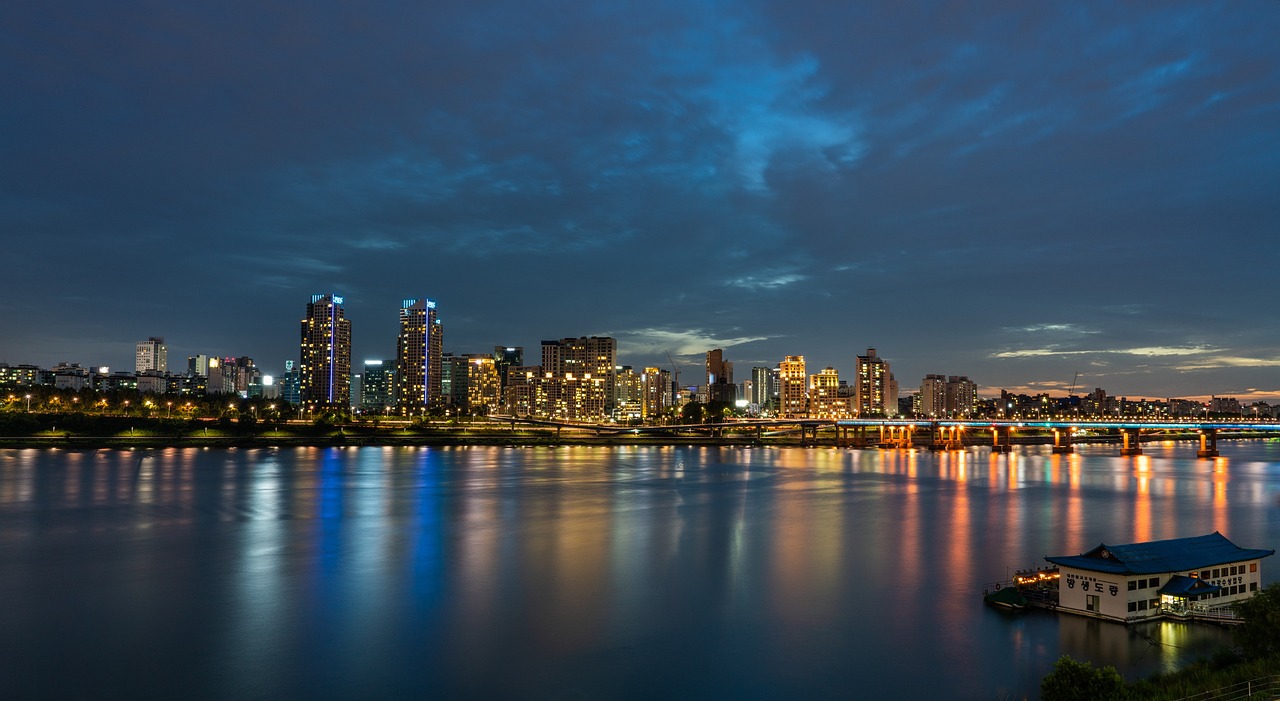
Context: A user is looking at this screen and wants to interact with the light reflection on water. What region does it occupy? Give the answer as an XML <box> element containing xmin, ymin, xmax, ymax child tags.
<box><xmin>1</xmin><ymin>441</ymin><xmax>1278</xmax><ymax>699</ymax></box>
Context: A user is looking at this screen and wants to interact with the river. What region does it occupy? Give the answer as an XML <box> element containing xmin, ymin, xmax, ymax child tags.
<box><xmin>1</xmin><ymin>440</ymin><xmax>1277</xmax><ymax>699</ymax></box>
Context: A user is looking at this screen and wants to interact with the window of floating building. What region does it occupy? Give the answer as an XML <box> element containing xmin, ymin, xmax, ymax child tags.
<box><xmin>1251</xmin><ymin>582</ymin><xmax>1258</xmax><ymax>592</ymax></box>
<box><xmin>1128</xmin><ymin>580</ymin><xmax>1137</xmax><ymax>591</ymax></box>
<box><xmin>1251</xmin><ymin>563</ymin><xmax>1258</xmax><ymax>573</ymax></box>
<box><xmin>1149</xmin><ymin>598</ymin><xmax>1159</xmax><ymax>609</ymax></box>
<box><xmin>1128</xmin><ymin>601</ymin><xmax>1137</xmax><ymax>612</ymax></box>
<box><xmin>1201</xmin><ymin>569</ymin><xmax>1210</xmax><ymax>578</ymax></box>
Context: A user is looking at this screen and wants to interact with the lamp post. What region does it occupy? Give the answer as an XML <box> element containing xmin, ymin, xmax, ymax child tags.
<box><xmin>25</xmin><ymin>394</ymin><xmax>32</xmax><ymax>412</ymax></box>
<box><xmin>167</xmin><ymin>401</ymin><xmax>173</xmax><ymax>418</ymax></box>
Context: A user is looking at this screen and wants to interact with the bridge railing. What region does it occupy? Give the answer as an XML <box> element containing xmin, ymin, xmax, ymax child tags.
<box><xmin>1173</xmin><ymin>675</ymin><xmax>1280</xmax><ymax>701</ymax></box>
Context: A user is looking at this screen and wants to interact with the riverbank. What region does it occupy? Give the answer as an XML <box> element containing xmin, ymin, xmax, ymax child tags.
<box><xmin>0</xmin><ymin>430</ymin><xmax>1273</xmax><ymax>450</ymax></box>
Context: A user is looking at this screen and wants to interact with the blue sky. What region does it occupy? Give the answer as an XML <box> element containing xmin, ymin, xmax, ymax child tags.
<box><xmin>2</xmin><ymin>2</ymin><xmax>1278</xmax><ymax>400</ymax></box>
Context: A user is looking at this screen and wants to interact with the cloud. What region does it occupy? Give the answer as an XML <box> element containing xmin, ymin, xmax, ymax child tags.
<box><xmin>605</xmin><ymin>327</ymin><xmax>773</xmax><ymax>359</ymax></box>
<box><xmin>993</xmin><ymin>345</ymin><xmax>1219</xmax><ymax>359</ymax></box>
<box><xmin>723</xmin><ymin>272</ymin><xmax>807</xmax><ymax>290</ymax></box>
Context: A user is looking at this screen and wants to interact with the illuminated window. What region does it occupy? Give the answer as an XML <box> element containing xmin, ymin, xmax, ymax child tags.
<box><xmin>1251</xmin><ymin>563</ymin><xmax>1258</xmax><ymax>573</ymax></box>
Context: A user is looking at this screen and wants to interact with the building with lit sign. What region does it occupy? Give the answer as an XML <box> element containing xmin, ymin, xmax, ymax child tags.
<box><xmin>300</xmin><ymin>294</ymin><xmax>352</xmax><ymax>409</ymax></box>
<box><xmin>396</xmin><ymin>298</ymin><xmax>442</xmax><ymax>414</ymax></box>
<box><xmin>1046</xmin><ymin>532</ymin><xmax>1273</xmax><ymax>623</ymax></box>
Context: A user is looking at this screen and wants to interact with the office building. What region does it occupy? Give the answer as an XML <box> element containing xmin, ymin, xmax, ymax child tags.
<box><xmin>362</xmin><ymin>360</ymin><xmax>395</xmax><ymax>414</ymax></box>
<box><xmin>135</xmin><ymin>337</ymin><xmax>167</xmax><ymax>374</ymax></box>
<box><xmin>300</xmin><ymin>293</ymin><xmax>352</xmax><ymax>409</ymax></box>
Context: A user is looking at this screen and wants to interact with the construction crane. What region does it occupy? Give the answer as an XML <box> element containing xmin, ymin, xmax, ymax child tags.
<box><xmin>1068</xmin><ymin>372</ymin><xmax>1080</xmax><ymax>397</ymax></box>
<box><xmin>665</xmin><ymin>351</ymin><xmax>683</xmax><ymax>389</ymax></box>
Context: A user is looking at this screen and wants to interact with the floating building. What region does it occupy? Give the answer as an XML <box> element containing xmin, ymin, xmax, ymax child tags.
<box><xmin>1045</xmin><ymin>532</ymin><xmax>1273</xmax><ymax>623</ymax></box>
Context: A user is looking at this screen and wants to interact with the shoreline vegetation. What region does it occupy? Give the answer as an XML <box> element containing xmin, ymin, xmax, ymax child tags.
<box><xmin>1</xmin><ymin>413</ymin><xmax>1276</xmax><ymax>451</ymax></box>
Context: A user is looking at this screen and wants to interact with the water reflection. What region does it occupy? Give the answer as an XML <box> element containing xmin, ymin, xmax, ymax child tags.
<box><xmin>0</xmin><ymin>442</ymin><xmax>1275</xmax><ymax>700</ymax></box>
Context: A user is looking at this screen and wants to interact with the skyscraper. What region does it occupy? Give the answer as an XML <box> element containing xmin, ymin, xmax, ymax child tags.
<box><xmin>300</xmin><ymin>293</ymin><xmax>352</xmax><ymax>409</ymax></box>
<box><xmin>855</xmin><ymin>348</ymin><xmax>891</xmax><ymax>416</ymax></box>
<box><xmin>778</xmin><ymin>355</ymin><xmax>807</xmax><ymax>418</ymax></box>
<box><xmin>395</xmin><ymin>298</ymin><xmax>443</xmax><ymax>414</ymax></box>
<box><xmin>135</xmin><ymin>337</ymin><xmax>167</xmax><ymax>374</ymax></box>
<box><xmin>705</xmin><ymin>348</ymin><xmax>736</xmax><ymax>405</ymax></box>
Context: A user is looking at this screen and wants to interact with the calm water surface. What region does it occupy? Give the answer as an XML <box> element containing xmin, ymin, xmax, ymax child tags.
<box><xmin>1</xmin><ymin>441</ymin><xmax>1278</xmax><ymax>699</ymax></box>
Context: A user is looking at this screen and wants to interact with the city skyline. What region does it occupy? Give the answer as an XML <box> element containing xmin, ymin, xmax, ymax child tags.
<box><xmin>3</xmin><ymin>3</ymin><xmax>1278</xmax><ymax>400</ymax></box>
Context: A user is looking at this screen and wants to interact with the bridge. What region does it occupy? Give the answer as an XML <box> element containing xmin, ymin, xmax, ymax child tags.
<box><xmin>490</xmin><ymin>415</ymin><xmax>1280</xmax><ymax>457</ymax></box>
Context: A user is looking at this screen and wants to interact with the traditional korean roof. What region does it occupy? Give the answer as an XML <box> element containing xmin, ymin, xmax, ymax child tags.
<box><xmin>1157</xmin><ymin>575</ymin><xmax>1221</xmax><ymax>598</ymax></box>
<box><xmin>1045</xmin><ymin>532</ymin><xmax>1274</xmax><ymax>576</ymax></box>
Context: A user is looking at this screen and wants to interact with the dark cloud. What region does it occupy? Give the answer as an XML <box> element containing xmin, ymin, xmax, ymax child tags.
<box><xmin>2</xmin><ymin>1</ymin><xmax>1278</xmax><ymax>399</ymax></box>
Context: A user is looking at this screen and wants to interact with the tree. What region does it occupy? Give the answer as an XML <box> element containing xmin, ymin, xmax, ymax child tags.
<box><xmin>1040</xmin><ymin>655</ymin><xmax>1124</xmax><ymax>701</ymax></box>
<box><xmin>1233</xmin><ymin>581</ymin><xmax>1280</xmax><ymax>659</ymax></box>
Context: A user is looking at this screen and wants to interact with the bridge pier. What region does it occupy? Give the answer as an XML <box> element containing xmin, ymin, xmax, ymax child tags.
<box><xmin>879</xmin><ymin>425</ymin><xmax>915</xmax><ymax>449</ymax></box>
<box><xmin>1120</xmin><ymin>428</ymin><xmax>1143</xmax><ymax>456</ymax></box>
<box><xmin>1197</xmin><ymin>428</ymin><xmax>1219</xmax><ymax>458</ymax></box>
<box><xmin>930</xmin><ymin>423</ymin><xmax>964</xmax><ymax>451</ymax></box>
<box><xmin>1051</xmin><ymin>428</ymin><xmax>1074</xmax><ymax>454</ymax></box>
<box><xmin>991</xmin><ymin>426</ymin><xmax>1013</xmax><ymax>453</ymax></box>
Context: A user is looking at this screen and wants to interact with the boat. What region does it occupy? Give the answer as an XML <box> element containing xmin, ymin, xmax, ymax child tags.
<box><xmin>984</xmin><ymin>585</ymin><xmax>1029</xmax><ymax>611</ymax></box>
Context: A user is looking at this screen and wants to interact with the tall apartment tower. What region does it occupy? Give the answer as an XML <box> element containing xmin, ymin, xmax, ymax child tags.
<box><xmin>855</xmin><ymin>348</ymin><xmax>891</xmax><ymax>416</ymax></box>
<box><xmin>541</xmin><ymin>337</ymin><xmax>617</xmax><ymax>401</ymax></box>
<box><xmin>920</xmin><ymin>374</ymin><xmax>947</xmax><ymax>417</ymax></box>
<box><xmin>299</xmin><ymin>294</ymin><xmax>352</xmax><ymax>409</ymax></box>
<box><xmin>396</xmin><ymin>298</ymin><xmax>443</xmax><ymax>414</ymax></box>
<box><xmin>750</xmin><ymin>366</ymin><xmax>771</xmax><ymax>408</ymax></box>
<box><xmin>705</xmin><ymin>348</ymin><xmax>736</xmax><ymax>404</ymax></box>
<box><xmin>135</xmin><ymin>337</ymin><xmax>167</xmax><ymax>374</ymax></box>
<box><xmin>778</xmin><ymin>355</ymin><xmax>807</xmax><ymax>418</ymax></box>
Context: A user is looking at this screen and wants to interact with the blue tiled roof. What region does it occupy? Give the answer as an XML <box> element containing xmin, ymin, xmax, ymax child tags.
<box><xmin>1045</xmin><ymin>532</ymin><xmax>1274</xmax><ymax>575</ymax></box>
<box><xmin>1157</xmin><ymin>574</ymin><xmax>1221</xmax><ymax>597</ymax></box>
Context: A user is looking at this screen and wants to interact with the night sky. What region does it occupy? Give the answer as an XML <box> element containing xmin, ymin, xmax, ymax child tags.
<box><xmin>3</xmin><ymin>2</ymin><xmax>1278</xmax><ymax>400</ymax></box>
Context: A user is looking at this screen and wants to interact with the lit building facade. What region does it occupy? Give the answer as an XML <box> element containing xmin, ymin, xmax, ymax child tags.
<box><xmin>641</xmin><ymin>366</ymin><xmax>670</xmax><ymax>422</ymax></box>
<box><xmin>1046</xmin><ymin>533</ymin><xmax>1273</xmax><ymax>623</ymax></box>
<box><xmin>361</xmin><ymin>360</ymin><xmax>395</xmax><ymax>414</ymax></box>
<box><xmin>615</xmin><ymin>366</ymin><xmax>643</xmax><ymax>421</ymax></box>
<box><xmin>300</xmin><ymin>293</ymin><xmax>352</xmax><ymax>409</ymax></box>
<box><xmin>855</xmin><ymin>348</ymin><xmax>890</xmax><ymax>416</ymax></box>
<box><xmin>135</xmin><ymin>337</ymin><xmax>167</xmax><ymax>374</ymax></box>
<box><xmin>395</xmin><ymin>298</ymin><xmax>443</xmax><ymax>414</ymax></box>
<box><xmin>778</xmin><ymin>356</ymin><xmax>807</xmax><ymax>418</ymax></box>
<box><xmin>750</xmin><ymin>366</ymin><xmax>771</xmax><ymax>409</ymax></box>
<box><xmin>705</xmin><ymin>349</ymin><xmax>736</xmax><ymax>405</ymax></box>
<box><xmin>808</xmin><ymin>367</ymin><xmax>850</xmax><ymax>419</ymax></box>
<box><xmin>538</xmin><ymin>337</ymin><xmax>617</xmax><ymax>421</ymax></box>
<box><xmin>920</xmin><ymin>374</ymin><xmax>947</xmax><ymax>417</ymax></box>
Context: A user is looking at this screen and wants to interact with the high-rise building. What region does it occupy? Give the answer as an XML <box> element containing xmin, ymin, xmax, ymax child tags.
<box><xmin>808</xmin><ymin>367</ymin><xmax>849</xmax><ymax>418</ymax></box>
<box><xmin>615</xmin><ymin>366</ymin><xmax>643</xmax><ymax>421</ymax></box>
<box><xmin>280</xmin><ymin>360</ymin><xmax>301</xmax><ymax>405</ymax></box>
<box><xmin>854</xmin><ymin>348</ymin><xmax>890</xmax><ymax>416</ymax></box>
<box><xmin>135</xmin><ymin>337</ymin><xmax>167</xmax><ymax>374</ymax></box>
<box><xmin>300</xmin><ymin>293</ymin><xmax>352</xmax><ymax>409</ymax></box>
<box><xmin>641</xmin><ymin>366</ymin><xmax>670</xmax><ymax>422</ymax></box>
<box><xmin>750</xmin><ymin>367</ymin><xmax>771</xmax><ymax>408</ymax></box>
<box><xmin>539</xmin><ymin>337</ymin><xmax>617</xmax><ymax>420</ymax></box>
<box><xmin>920</xmin><ymin>374</ymin><xmax>947</xmax><ymax>417</ymax></box>
<box><xmin>362</xmin><ymin>360</ymin><xmax>395</xmax><ymax>414</ymax></box>
<box><xmin>945</xmin><ymin>376</ymin><xmax>978</xmax><ymax>417</ymax></box>
<box><xmin>396</xmin><ymin>298</ymin><xmax>443</xmax><ymax>414</ymax></box>
<box><xmin>705</xmin><ymin>349</ymin><xmax>736</xmax><ymax>405</ymax></box>
<box><xmin>778</xmin><ymin>355</ymin><xmax>807</xmax><ymax>418</ymax></box>
<box><xmin>187</xmin><ymin>354</ymin><xmax>209</xmax><ymax>376</ymax></box>
<box><xmin>493</xmin><ymin>346</ymin><xmax>523</xmax><ymax>391</ymax></box>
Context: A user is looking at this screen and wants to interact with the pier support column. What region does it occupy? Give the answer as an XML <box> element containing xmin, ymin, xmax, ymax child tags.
<box><xmin>755</xmin><ymin>425</ymin><xmax>763</xmax><ymax>443</ymax></box>
<box><xmin>991</xmin><ymin>426</ymin><xmax>1012</xmax><ymax>453</ymax></box>
<box><xmin>1120</xmin><ymin>428</ymin><xmax>1143</xmax><ymax>456</ymax></box>
<box><xmin>1197</xmin><ymin>428</ymin><xmax>1219</xmax><ymax>458</ymax></box>
<box><xmin>1051</xmin><ymin>427</ymin><xmax>1074</xmax><ymax>454</ymax></box>
<box><xmin>930</xmin><ymin>424</ymin><xmax>963</xmax><ymax>451</ymax></box>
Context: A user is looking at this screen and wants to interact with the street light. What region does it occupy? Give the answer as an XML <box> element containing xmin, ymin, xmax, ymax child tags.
<box><xmin>166</xmin><ymin>401</ymin><xmax>173</xmax><ymax>418</ymax></box>
<box><xmin>25</xmin><ymin>394</ymin><xmax>32</xmax><ymax>411</ymax></box>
